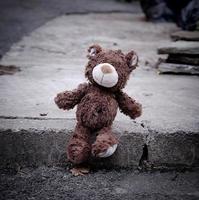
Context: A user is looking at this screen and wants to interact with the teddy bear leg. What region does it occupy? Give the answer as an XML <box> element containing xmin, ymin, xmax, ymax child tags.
<box><xmin>67</xmin><ymin>123</ymin><xmax>91</xmax><ymax>164</ymax></box>
<box><xmin>92</xmin><ymin>126</ymin><xmax>118</xmax><ymax>158</ymax></box>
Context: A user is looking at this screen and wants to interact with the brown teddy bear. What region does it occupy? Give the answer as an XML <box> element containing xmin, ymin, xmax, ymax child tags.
<box><xmin>55</xmin><ymin>44</ymin><xmax>142</xmax><ymax>173</ymax></box>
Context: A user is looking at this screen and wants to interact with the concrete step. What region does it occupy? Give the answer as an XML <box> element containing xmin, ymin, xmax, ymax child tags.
<box><xmin>1</xmin><ymin>166</ymin><xmax>199</xmax><ymax>200</ymax></box>
<box><xmin>0</xmin><ymin>118</ymin><xmax>198</xmax><ymax>171</ymax></box>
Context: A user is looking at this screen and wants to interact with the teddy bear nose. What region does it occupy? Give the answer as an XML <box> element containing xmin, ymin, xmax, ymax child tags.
<box><xmin>101</xmin><ymin>64</ymin><xmax>113</xmax><ymax>74</ymax></box>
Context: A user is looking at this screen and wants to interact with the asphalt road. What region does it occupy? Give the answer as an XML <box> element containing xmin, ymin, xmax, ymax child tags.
<box><xmin>1</xmin><ymin>167</ymin><xmax>199</xmax><ymax>200</ymax></box>
<box><xmin>0</xmin><ymin>0</ymin><xmax>141</xmax><ymax>57</ymax></box>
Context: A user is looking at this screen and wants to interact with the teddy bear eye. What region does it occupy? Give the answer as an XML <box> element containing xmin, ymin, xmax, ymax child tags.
<box><xmin>89</xmin><ymin>48</ymin><xmax>96</xmax><ymax>57</ymax></box>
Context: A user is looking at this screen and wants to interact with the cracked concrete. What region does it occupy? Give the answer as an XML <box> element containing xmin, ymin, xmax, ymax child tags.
<box><xmin>0</xmin><ymin>13</ymin><xmax>199</xmax><ymax>169</ymax></box>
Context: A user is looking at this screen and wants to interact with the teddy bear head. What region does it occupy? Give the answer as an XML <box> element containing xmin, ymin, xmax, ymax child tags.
<box><xmin>85</xmin><ymin>44</ymin><xmax>138</xmax><ymax>91</ymax></box>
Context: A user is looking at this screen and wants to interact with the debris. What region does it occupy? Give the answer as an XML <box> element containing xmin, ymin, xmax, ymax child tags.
<box><xmin>158</xmin><ymin>42</ymin><xmax>199</xmax><ymax>56</ymax></box>
<box><xmin>144</xmin><ymin>58</ymin><xmax>163</xmax><ymax>69</ymax></box>
<box><xmin>70</xmin><ymin>167</ymin><xmax>90</xmax><ymax>176</ymax></box>
<box><xmin>40</xmin><ymin>113</ymin><xmax>48</xmax><ymax>116</ymax></box>
<box><xmin>171</xmin><ymin>31</ymin><xmax>199</xmax><ymax>41</ymax></box>
<box><xmin>171</xmin><ymin>173</ymin><xmax>179</xmax><ymax>181</ymax></box>
<box><xmin>158</xmin><ymin>62</ymin><xmax>199</xmax><ymax>74</ymax></box>
<box><xmin>113</xmin><ymin>42</ymin><xmax>118</xmax><ymax>46</ymax></box>
<box><xmin>140</xmin><ymin>123</ymin><xmax>145</xmax><ymax>128</ymax></box>
<box><xmin>0</xmin><ymin>65</ymin><xmax>21</xmax><ymax>75</ymax></box>
<box><xmin>157</xmin><ymin>41</ymin><xmax>199</xmax><ymax>75</ymax></box>
<box><xmin>167</xmin><ymin>54</ymin><xmax>199</xmax><ymax>65</ymax></box>
<box><xmin>143</xmin><ymin>93</ymin><xmax>153</xmax><ymax>97</ymax></box>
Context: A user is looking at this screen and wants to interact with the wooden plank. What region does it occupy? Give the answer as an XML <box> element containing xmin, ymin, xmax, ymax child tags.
<box><xmin>167</xmin><ymin>54</ymin><xmax>199</xmax><ymax>66</ymax></box>
<box><xmin>157</xmin><ymin>62</ymin><xmax>199</xmax><ymax>75</ymax></box>
<box><xmin>171</xmin><ymin>31</ymin><xmax>199</xmax><ymax>41</ymax></box>
<box><xmin>158</xmin><ymin>42</ymin><xmax>199</xmax><ymax>55</ymax></box>
<box><xmin>0</xmin><ymin>65</ymin><xmax>21</xmax><ymax>75</ymax></box>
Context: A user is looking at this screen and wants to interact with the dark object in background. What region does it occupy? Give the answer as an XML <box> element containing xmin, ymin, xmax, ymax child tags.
<box><xmin>140</xmin><ymin>0</ymin><xmax>174</xmax><ymax>22</ymax></box>
<box><xmin>180</xmin><ymin>0</ymin><xmax>199</xmax><ymax>30</ymax></box>
<box><xmin>140</xmin><ymin>0</ymin><xmax>199</xmax><ymax>31</ymax></box>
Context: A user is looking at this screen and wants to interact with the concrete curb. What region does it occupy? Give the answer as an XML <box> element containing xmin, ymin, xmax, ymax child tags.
<box><xmin>147</xmin><ymin>130</ymin><xmax>199</xmax><ymax>168</ymax></box>
<box><xmin>0</xmin><ymin>118</ymin><xmax>198</xmax><ymax>170</ymax></box>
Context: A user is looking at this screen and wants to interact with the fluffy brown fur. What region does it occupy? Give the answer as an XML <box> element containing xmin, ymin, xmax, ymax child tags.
<box><xmin>55</xmin><ymin>44</ymin><xmax>142</xmax><ymax>164</ymax></box>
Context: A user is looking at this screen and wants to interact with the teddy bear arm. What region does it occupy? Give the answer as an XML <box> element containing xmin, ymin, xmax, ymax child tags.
<box><xmin>54</xmin><ymin>83</ymin><xmax>88</xmax><ymax>110</ymax></box>
<box><xmin>116</xmin><ymin>91</ymin><xmax>142</xmax><ymax>119</ymax></box>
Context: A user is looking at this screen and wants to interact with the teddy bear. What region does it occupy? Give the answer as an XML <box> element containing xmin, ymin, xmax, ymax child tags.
<box><xmin>54</xmin><ymin>44</ymin><xmax>142</xmax><ymax>173</ymax></box>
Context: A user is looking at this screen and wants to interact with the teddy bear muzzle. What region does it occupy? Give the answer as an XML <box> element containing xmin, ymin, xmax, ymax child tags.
<box><xmin>92</xmin><ymin>63</ymin><xmax>118</xmax><ymax>88</ymax></box>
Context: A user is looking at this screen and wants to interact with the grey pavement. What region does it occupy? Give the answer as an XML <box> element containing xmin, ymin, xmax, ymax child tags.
<box><xmin>0</xmin><ymin>166</ymin><xmax>199</xmax><ymax>200</ymax></box>
<box><xmin>1</xmin><ymin>13</ymin><xmax>198</xmax><ymax>131</ymax></box>
<box><xmin>0</xmin><ymin>0</ymin><xmax>141</xmax><ymax>56</ymax></box>
<box><xmin>0</xmin><ymin>12</ymin><xmax>199</xmax><ymax>168</ymax></box>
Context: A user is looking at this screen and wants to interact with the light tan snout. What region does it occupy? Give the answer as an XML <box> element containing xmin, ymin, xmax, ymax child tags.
<box><xmin>92</xmin><ymin>63</ymin><xmax>118</xmax><ymax>88</ymax></box>
<box><xmin>101</xmin><ymin>64</ymin><xmax>113</xmax><ymax>74</ymax></box>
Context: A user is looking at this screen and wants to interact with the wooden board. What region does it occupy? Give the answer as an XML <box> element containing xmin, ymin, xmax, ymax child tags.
<box><xmin>158</xmin><ymin>62</ymin><xmax>199</xmax><ymax>75</ymax></box>
<box><xmin>171</xmin><ymin>31</ymin><xmax>199</xmax><ymax>41</ymax></box>
<box><xmin>0</xmin><ymin>65</ymin><xmax>21</xmax><ymax>75</ymax></box>
<box><xmin>158</xmin><ymin>42</ymin><xmax>199</xmax><ymax>55</ymax></box>
<box><xmin>167</xmin><ymin>54</ymin><xmax>199</xmax><ymax>66</ymax></box>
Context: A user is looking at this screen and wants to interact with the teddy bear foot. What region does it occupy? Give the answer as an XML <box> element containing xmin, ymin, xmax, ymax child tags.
<box><xmin>92</xmin><ymin>126</ymin><xmax>118</xmax><ymax>158</ymax></box>
<box><xmin>70</xmin><ymin>166</ymin><xmax>90</xmax><ymax>176</ymax></box>
<box><xmin>97</xmin><ymin>144</ymin><xmax>118</xmax><ymax>158</ymax></box>
<box><xmin>92</xmin><ymin>143</ymin><xmax>118</xmax><ymax>158</ymax></box>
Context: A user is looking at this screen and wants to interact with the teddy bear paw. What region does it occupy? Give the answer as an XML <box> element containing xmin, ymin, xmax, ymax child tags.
<box><xmin>98</xmin><ymin>144</ymin><xmax>118</xmax><ymax>158</ymax></box>
<box><xmin>92</xmin><ymin>144</ymin><xmax>118</xmax><ymax>158</ymax></box>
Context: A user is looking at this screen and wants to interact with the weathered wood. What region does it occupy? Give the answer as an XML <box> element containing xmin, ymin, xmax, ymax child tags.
<box><xmin>158</xmin><ymin>62</ymin><xmax>199</xmax><ymax>75</ymax></box>
<box><xmin>158</xmin><ymin>42</ymin><xmax>199</xmax><ymax>55</ymax></box>
<box><xmin>0</xmin><ymin>65</ymin><xmax>21</xmax><ymax>75</ymax></box>
<box><xmin>171</xmin><ymin>31</ymin><xmax>199</xmax><ymax>41</ymax></box>
<box><xmin>167</xmin><ymin>54</ymin><xmax>199</xmax><ymax>66</ymax></box>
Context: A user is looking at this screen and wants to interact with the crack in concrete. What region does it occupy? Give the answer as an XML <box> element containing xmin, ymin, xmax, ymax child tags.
<box><xmin>139</xmin><ymin>144</ymin><xmax>148</xmax><ymax>164</ymax></box>
<box><xmin>0</xmin><ymin>116</ymin><xmax>75</xmax><ymax>121</ymax></box>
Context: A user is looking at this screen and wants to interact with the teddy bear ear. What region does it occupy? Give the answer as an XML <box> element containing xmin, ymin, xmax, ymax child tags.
<box><xmin>87</xmin><ymin>44</ymin><xmax>102</xmax><ymax>58</ymax></box>
<box><xmin>125</xmin><ymin>51</ymin><xmax>138</xmax><ymax>71</ymax></box>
